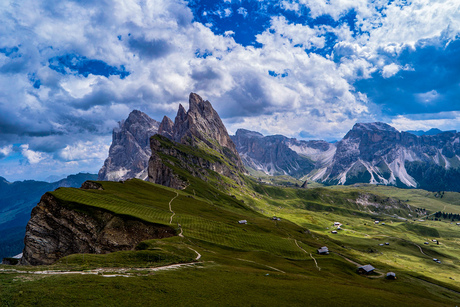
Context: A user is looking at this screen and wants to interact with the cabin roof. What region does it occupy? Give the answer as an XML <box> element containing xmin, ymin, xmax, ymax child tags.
<box><xmin>359</xmin><ymin>265</ymin><xmax>375</xmax><ymax>272</ymax></box>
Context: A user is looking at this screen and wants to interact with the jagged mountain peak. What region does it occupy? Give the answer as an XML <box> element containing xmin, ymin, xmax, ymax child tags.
<box><xmin>158</xmin><ymin>116</ymin><xmax>174</xmax><ymax>139</ymax></box>
<box><xmin>176</xmin><ymin>104</ymin><xmax>187</xmax><ymax>122</ymax></box>
<box><xmin>125</xmin><ymin>110</ymin><xmax>156</xmax><ymax>127</ymax></box>
<box><xmin>98</xmin><ymin>111</ymin><xmax>159</xmax><ymax>181</ymax></box>
<box><xmin>148</xmin><ymin>93</ymin><xmax>245</xmax><ymax>188</ymax></box>
<box><xmin>188</xmin><ymin>92</ymin><xmax>211</xmax><ymax>113</ymax></box>
<box><xmin>170</xmin><ymin>93</ymin><xmax>242</xmax><ymax>164</ymax></box>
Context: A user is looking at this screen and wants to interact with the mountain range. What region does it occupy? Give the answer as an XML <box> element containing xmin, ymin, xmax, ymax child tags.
<box><xmin>100</xmin><ymin>106</ymin><xmax>460</xmax><ymax>192</ymax></box>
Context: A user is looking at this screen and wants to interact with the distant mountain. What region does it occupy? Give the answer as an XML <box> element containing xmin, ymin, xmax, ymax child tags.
<box><xmin>98</xmin><ymin>110</ymin><xmax>159</xmax><ymax>181</ymax></box>
<box><xmin>231</xmin><ymin>123</ymin><xmax>460</xmax><ymax>192</ymax></box>
<box><xmin>316</xmin><ymin>122</ymin><xmax>460</xmax><ymax>190</ymax></box>
<box><xmin>230</xmin><ymin>129</ymin><xmax>335</xmax><ymax>179</ymax></box>
<box><xmin>0</xmin><ymin>173</ymin><xmax>97</xmax><ymax>259</ymax></box>
<box><xmin>406</xmin><ymin>128</ymin><xmax>456</xmax><ymax>136</ymax></box>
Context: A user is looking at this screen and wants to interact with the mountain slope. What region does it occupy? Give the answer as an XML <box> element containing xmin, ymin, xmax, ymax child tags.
<box><xmin>231</xmin><ymin>129</ymin><xmax>334</xmax><ymax>179</ymax></box>
<box><xmin>9</xmin><ymin>99</ymin><xmax>460</xmax><ymax>305</ymax></box>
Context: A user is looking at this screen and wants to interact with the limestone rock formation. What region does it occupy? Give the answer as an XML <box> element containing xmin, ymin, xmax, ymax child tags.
<box><xmin>319</xmin><ymin>122</ymin><xmax>460</xmax><ymax>189</ymax></box>
<box><xmin>171</xmin><ymin>93</ymin><xmax>244</xmax><ymax>170</ymax></box>
<box><xmin>98</xmin><ymin>110</ymin><xmax>159</xmax><ymax>181</ymax></box>
<box><xmin>21</xmin><ymin>192</ymin><xmax>175</xmax><ymax>265</ymax></box>
<box><xmin>148</xmin><ymin>93</ymin><xmax>245</xmax><ymax>188</ymax></box>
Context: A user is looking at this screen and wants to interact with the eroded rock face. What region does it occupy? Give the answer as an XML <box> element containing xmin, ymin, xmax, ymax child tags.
<box><xmin>170</xmin><ymin>93</ymin><xmax>244</xmax><ymax>171</ymax></box>
<box><xmin>80</xmin><ymin>181</ymin><xmax>104</xmax><ymax>190</ymax></box>
<box><xmin>321</xmin><ymin>122</ymin><xmax>460</xmax><ymax>188</ymax></box>
<box><xmin>98</xmin><ymin>110</ymin><xmax>159</xmax><ymax>181</ymax></box>
<box><xmin>21</xmin><ymin>193</ymin><xmax>175</xmax><ymax>265</ymax></box>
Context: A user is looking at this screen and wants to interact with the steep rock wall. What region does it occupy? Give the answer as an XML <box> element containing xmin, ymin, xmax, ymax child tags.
<box><xmin>21</xmin><ymin>193</ymin><xmax>175</xmax><ymax>265</ymax></box>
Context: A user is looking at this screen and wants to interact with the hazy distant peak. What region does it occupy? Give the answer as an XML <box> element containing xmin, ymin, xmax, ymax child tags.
<box><xmin>352</xmin><ymin>122</ymin><xmax>398</xmax><ymax>133</ymax></box>
<box><xmin>234</xmin><ymin>129</ymin><xmax>264</xmax><ymax>138</ymax></box>
<box><xmin>405</xmin><ymin>128</ymin><xmax>456</xmax><ymax>136</ymax></box>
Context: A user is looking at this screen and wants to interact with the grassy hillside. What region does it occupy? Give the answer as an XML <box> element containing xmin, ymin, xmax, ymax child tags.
<box><xmin>1</xmin><ymin>177</ymin><xmax>460</xmax><ymax>306</ymax></box>
<box><xmin>1</xmin><ymin>135</ymin><xmax>460</xmax><ymax>306</ymax></box>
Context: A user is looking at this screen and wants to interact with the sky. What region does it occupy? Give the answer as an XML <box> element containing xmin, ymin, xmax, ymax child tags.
<box><xmin>2</xmin><ymin>0</ymin><xmax>460</xmax><ymax>182</ymax></box>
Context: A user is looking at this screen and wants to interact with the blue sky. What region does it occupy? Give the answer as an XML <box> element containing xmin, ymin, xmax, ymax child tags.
<box><xmin>1</xmin><ymin>0</ymin><xmax>460</xmax><ymax>181</ymax></box>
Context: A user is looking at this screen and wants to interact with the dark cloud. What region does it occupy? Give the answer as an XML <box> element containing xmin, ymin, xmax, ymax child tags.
<box><xmin>215</xmin><ymin>74</ymin><xmax>271</xmax><ymax>118</ymax></box>
<box><xmin>128</xmin><ymin>37</ymin><xmax>173</xmax><ymax>59</ymax></box>
<box><xmin>72</xmin><ymin>87</ymin><xmax>118</xmax><ymax>111</ymax></box>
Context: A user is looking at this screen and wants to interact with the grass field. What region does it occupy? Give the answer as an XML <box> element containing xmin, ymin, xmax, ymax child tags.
<box><xmin>2</xmin><ymin>176</ymin><xmax>460</xmax><ymax>306</ymax></box>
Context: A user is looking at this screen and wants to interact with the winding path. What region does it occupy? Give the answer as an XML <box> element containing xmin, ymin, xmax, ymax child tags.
<box><xmin>170</xmin><ymin>196</ymin><xmax>200</xmax><ymax>261</ymax></box>
<box><xmin>294</xmin><ymin>240</ymin><xmax>321</xmax><ymax>271</ymax></box>
<box><xmin>188</xmin><ymin>247</ymin><xmax>201</xmax><ymax>260</ymax></box>
<box><xmin>168</xmin><ymin>192</ymin><xmax>179</xmax><ymax>224</ymax></box>
<box><xmin>0</xmin><ymin>262</ymin><xmax>202</xmax><ymax>278</ymax></box>
<box><xmin>412</xmin><ymin>242</ymin><xmax>429</xmax><ymax>256</ymax></box>
<box><xmin>236</xmin><ymin>258</ymin><xmax>285</xmax><ymax>273</ymax></box>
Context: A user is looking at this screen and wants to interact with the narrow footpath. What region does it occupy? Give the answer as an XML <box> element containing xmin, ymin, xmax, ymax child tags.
<box><xmin>168</xmin><ymin>192</ymin><xmax>179</xmax><ymax>224</ymax></box>
<box><xmin>294</xmin><ymin>240</ymin><xmax>321</xmax><ymax>271</ymax></box>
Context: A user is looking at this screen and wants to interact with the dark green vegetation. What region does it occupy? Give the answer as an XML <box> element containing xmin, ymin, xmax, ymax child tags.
<box><xmin>406</xmin><ymin>161</ymin><xmax>460</xmax><ymax>192</ymax></box>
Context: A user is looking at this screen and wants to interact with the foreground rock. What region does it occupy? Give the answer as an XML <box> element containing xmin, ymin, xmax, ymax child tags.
<box><xmin>21</xmin><ymin>192</ymin><xmax>175</xmax><ymax>265</ymax></box>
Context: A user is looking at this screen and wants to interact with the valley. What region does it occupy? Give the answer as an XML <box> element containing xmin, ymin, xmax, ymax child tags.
<box><xmin>2</xmin><ymin>94</ymin><xmax>460</xmax><ymax>306</ymax></box>
<box><xmin>1</xmin><ymin>177</ymin><xmax>460</xmax><ymax>306</ymax></box>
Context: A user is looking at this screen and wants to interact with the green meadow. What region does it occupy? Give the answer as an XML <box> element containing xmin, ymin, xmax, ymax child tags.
<box><xmin>1</xmin><ymin>176</ymin><xmax>460</xmax><ymax>306</ymax></box>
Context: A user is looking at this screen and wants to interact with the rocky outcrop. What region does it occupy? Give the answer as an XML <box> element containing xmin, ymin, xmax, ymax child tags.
<box><xmin>148</xmin><ymin>93</ymin><xmax>245</xmax><ymax>189</ymax></box>
<box><xmin>98</xmin><ymin>110</ymin><xmax>159</xmax><ymax>181</ymax></box>
<box><xmin>147</xmin><ymin>137</ymin><xmax>189</xmax><ymax>190</ymax></box>
<box><xmin>0</xmin><ymin>173</ymin><xmax>97</xmax><ymax>260</ymax></box>
<box><xmin>21</xmin><ymin>193</ymin><xmax>175</xmax><ymax>265</ymax></box>
<box><xmin>80</xmin><ymin>181</ymin><xmax>104</xmax><ymax>190</ymax></box>
<box><xmin>301</xmin><ymin>180</ymin><xmax>308</xmax><ymax>189</ymax></box>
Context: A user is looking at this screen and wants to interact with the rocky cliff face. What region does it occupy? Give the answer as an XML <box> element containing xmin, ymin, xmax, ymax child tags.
<box><xmin>319</xmin><ymin>122</ymin><xmax>460</xmax><ymax>189</ymax></box>
<box><xmin>0</xmin><ymin>173</ymin><xmax>97</xmax><ymax>260</ymax></box>
<box><xmin>21</xmin><ymin>188</ymin><xmax>175</xmax><ymax>265</ymax></box>
<box><xmin>148</xmin><ymin>93</ymin><xmax>245</xmax><ymax>189</ymax></box>
<box><xmin>231</xmin><ymin>129</ymin><xmax>335</xmax><ymax>179</ymax></box>
<box><xmin>98</xmin><ymin>110</ymin><xmax>159</xmax><ymax>181</ymax></box>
